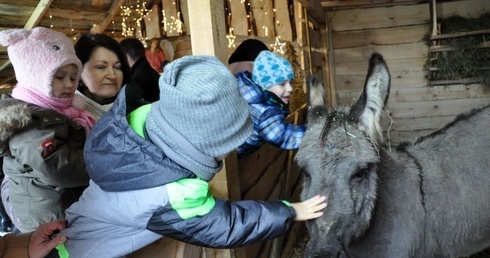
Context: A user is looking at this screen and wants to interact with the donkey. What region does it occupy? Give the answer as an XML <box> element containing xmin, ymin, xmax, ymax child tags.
<box><xmin>296</xmin><ymin>53</ymin><xmax>490</xmax><ymax>258</ymax></box>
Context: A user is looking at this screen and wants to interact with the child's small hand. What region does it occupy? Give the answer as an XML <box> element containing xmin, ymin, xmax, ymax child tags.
<box><xmin>291</xmin><ymin>195</ymin><xmax>327</xmax><ymax>221</ymax></box>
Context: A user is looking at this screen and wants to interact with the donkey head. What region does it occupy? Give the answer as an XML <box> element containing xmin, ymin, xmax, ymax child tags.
<box><xmin>296</xmin><ymin>53</ymin><xmax>390</xmax><ymax>258</ymax></box>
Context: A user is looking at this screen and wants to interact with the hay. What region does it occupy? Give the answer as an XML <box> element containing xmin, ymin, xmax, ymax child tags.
<box><xmin>284</xmin><ymin>41</ymin><xmax>307</xmax><ymax>113</ymax></box>
<box><xmin>432</xmin><ymin>13</ymin><xmax>490</xmax><ymax>87</ymax></box>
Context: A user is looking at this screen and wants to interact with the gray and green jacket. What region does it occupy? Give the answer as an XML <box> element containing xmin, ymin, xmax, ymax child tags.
<box><xmin>0</xmin><ymin>95</ymin><xmax>88</xmax><ymax>233</ymax></box>
<box><xmin>59</xmin><ymin>86</ymin><xmax>296</xmax><ymax>257</ymax></box>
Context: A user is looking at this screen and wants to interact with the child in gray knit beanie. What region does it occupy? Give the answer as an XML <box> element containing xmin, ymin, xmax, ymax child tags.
<box><xmin>58</xmin><ymin>55</ymin><xmax>326</xmax><ymax>257</ymax></box>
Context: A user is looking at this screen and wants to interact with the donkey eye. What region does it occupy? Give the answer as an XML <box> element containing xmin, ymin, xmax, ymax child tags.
<box><xmin>352</xmin><ymin>169</ymin><xmax>367</xmax><ymax>180</ymax></box>
<box><xmin>301</xmin><ymin>168</ymin><xmax>310</xmax><ymax>177</ymax></box>
<box><xmin>350</xmin><ymin>163</ymin><xmax>374</xmax><ymax>183</ymax></box>
<box><xmin>351</xmin><ymin>164</ymin><xmax>372</xmax><ymax>181</ymax></box>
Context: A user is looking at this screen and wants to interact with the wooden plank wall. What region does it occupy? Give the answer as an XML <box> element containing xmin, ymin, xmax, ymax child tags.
<box><xmin>152</xmin><ymin>0</ymin><xmax>322</xmax><ymax>88</ymax></box>
<box><xmin>327</xmin><ymin>0</ymin><xmax>490</xmax><ymax>147</ymax></box>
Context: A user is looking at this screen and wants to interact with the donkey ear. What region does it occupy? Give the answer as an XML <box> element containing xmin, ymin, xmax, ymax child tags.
<box><xmin>306</xmin><ymin>76</ymin><xmax>328</xmax><ymax>123</ymax></box>
<box><xmin>347</xmin><ymin>53</ymin><xmax>390</xmax><ymax>142</ymax></box>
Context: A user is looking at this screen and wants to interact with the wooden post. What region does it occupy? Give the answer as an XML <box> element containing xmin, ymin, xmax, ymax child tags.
<box><xmin>179</xmin><ymin>0</ymin><xmax>191</xmax><ymax>35</ymax></box>
<box><xmin>0</xmin><ymin>0</ymin><xmax>54</xmax><ymax>75</ymax></box>
<box><xmin>186</xmin><ymin>0</ymin><xmax>234</xmax><ymax>199</ymax></box>
<box><xmin>162</xmin><ymin>0</ymin><xmax>181</xmax><ymax>37</ymax></box>
<box><xmin>325</xmin><ymin>11</ymin><xmax>336</xmax><ymax>108</ymax></box>
<box><xmin>187</xmin><ymin>0</ymin><xmax>228</xmax><ymax>63</ymax></box>
<box><xmin>304</xmin><ymin>8</ymin><xmax>313</xmax><ymax>76</ymax></box>
<box><xmin>429</xmin><ymin>0</ymin><xmax>438</xmax><ymax>85</ymax></box>
<box><xmin>24</xmin><ymin>0</ymin><xmax>53</xmax><ymax>29</ymax></box>
<box><xmin>228</xmin><ymin>0</ymin><xmax>249</xmax><ymax>36</ymax></box>
<box><xmin>250</xmin><ymin>0</ymin><xmax>275</xmax><ymax>38</ymax></box>
<box><xmin>145</xmin><ymin>4</ymin><xmax>161</xmax><ymax>39</ymax></box>
<box><xmin>186</xmin><ymin>3</ymin><xmax>235</xmax><ymax>257</ymax></box>
<box><xmin>294</xmin><ymin>1</ymin><xmax>308</xmax><ymax>94</ymax></box>
<box><xmin>274</xmin><ymin>0</ymin><xmax>293</xmax><ymax>41</ymax></box>
<box><xmin>431</xmin><ymin>0</ymin><xmax>438</xmax><ymax>37</ymax></box>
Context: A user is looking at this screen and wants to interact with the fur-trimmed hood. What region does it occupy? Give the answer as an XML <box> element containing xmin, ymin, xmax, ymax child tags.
<box><xmin>0</xmin><ymin>96</ymin><xmax>32</xmax><ymax>143</ymax></box>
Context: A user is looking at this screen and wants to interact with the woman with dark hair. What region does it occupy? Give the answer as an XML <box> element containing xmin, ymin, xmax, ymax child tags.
<box><xmin>75</xmin><ymin>34</ymin><xmax>131</xmax><ymax>119</ymax></box>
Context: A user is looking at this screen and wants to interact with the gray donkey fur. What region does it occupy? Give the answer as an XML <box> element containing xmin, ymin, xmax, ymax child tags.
<box><xmin>296</xmin><ymin>53</ymin><xmax>490</xmax><ymax>258</ymax></box>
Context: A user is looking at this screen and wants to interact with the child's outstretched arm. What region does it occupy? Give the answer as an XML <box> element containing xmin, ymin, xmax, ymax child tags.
<box><xmin>146</xmin><ymin>179</ymin><xmax>315</xmax><ymax>248</ymax></box>
<box><xmin>290</xmin><ymin>195</ymin><xmax>327</xmax><ymax>221</ymax></box>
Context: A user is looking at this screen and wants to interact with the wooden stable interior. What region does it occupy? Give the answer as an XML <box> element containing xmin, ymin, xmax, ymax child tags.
<box><xmin>1</xmin><ymin>0</ymin><xmax>490</xmax><ymax>257</ymax></box>
<box><xmin>1</xmin><ymin>0</ymin><xmax>489</xmax><ymax>143</ymax></box>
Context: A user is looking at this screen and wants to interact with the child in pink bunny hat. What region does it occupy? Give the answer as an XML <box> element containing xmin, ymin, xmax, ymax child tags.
<box><xmin>0</xmin><ymin>27</ymin><xmax>93</xmax><ymax>233</ymax></box>
<box><xmin>0</xmin><ymin>27</ymin><xmax>96</xmax><ymax>132</ymax></box>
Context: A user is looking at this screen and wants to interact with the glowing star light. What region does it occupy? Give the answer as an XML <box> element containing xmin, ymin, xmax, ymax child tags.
<box><xmin>271</xmin><ymin>36</ymin><xmax>286</xmax><ymax>54</ymax></box>
<box><xmin>227</xmin><ymin>28</ymin><xmax>236</xmax><ymax>48</ymax></box>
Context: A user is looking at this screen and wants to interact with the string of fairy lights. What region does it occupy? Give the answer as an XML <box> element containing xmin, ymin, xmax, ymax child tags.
<box><xmin>47</xmin><ymin>0</ymin><xmax>289</xmax><ymax>54</ymax></box>
<box><xmin>225</xmin><ymin>0</ymin><xmax>287</xmax><ymax>54</ymax></box>
<box><xmin>162</xmin><ymin>1</ymin><xmax>184</xmax><ymax>35</ymax></box>
<box><xmin>47</xmin><ymin>5</ymin><xmax>78</xmax><ymax>41</ymax></box>
<box><xmin>120</xmin><ymin>0</ymin><xmax>148</xmax><ymax>41</ymax></box>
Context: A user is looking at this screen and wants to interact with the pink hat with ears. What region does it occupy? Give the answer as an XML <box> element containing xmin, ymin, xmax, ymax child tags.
<box><xmin>0</xmin><ymin>27</ymin><xmax>82</xmax><ymax>97</ymax></box>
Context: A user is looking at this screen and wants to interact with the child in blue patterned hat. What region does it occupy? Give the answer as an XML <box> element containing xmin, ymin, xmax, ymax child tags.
<box><xmin>236</xmin><ymin>50</ymin><xmax>306</xmax><ymax>158</ymax></box>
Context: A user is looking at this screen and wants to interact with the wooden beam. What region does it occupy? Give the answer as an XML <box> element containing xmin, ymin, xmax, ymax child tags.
<box><xmin>430</xmin><ymin>0</ymin><xmax>437</xmax><ymax>36</ymax></box>
<box><xmin>431</xmin><ymin>28</ymin><xmax>490</xmax><ymax>40</ymax></box>
<box><xmin>295</xmin><ymin>0</ymin><xmax>325</xmax><ymax>23</ymax></box>
<box><xmin>42</xmin><ymin>2</ymin><xmax>106</xmax><ymax>13</ymax></box>
<box><xmin>0</xmin><ymin>3</ymin><xmax>33</xmax><ymax>16</ymax></box>
<box><xmin>90</xmin><ymin>0</ymin><xmax>125</xmax><ymax>34</ymax></box>
<box><xmin>228</xmin><ymin>0</ymin><xmax>248</xmax><ymax>36</ymax></box>
<box><xmin>187</xmin><ymin>0</ymin><xmax>228</xmax><ymax>62</ymax></box>
<box><xmin>91</xmin><ymin>0</ymin><xmax>105</xmax><ymax>7</ymax></box>
<box><xmin>0</xmin><ymin>75</ymin><xmax>15</xmax><ymax>85</ymax></box>
<box><xmin>250</xmin><ymin>0</ymin><xmax>275</xmax><ymax>37</ymax></box>
<box><xmin>162</xmin><ymin>0</ymin><xmax>181</xmax><ymax>37</ymax></box>
<box><xmin>144</xmin><ymin>0</ymin><xmax>158</xmax><ymax>9</ymax></box>
<box><xmin>429</xmin><ymin>41</ymin><xmax>490</xmax><ymax>52</ymax></box>
<box><xmin>24</xmin><ymin>0</ymin><xmax>53</xmax><ymax>29</ymax></box>
<box><xmin>0</xmin><ymin>0</ymin><xmax>53</xmax><ymax>75</ymax></box>
<box><xmin>274</xmin><ymin>0</ymin><xmax>293</xmax><ymax>41</ymax></box>
<box><xmin>322</xmin><ymin>0</ymin><xmax>379</xmax><ymax>8</ymax></box>
<box><xmin>321</xmin><ymin>0</ymin><xmax>429</xmax><ymax>9</ymax></box>
<box><xmin>144</xmin><ymin>4</ymin><xmax>161</xmax><ymax>39</ymax></box>
<box><xmin>326</xmin><ymin>11</ymin><xmax>336</xmax><ymax>108</ymax></box>
<box><xmin>234</xmin><ymin>35</ymin><xmax>301</xmax><ymax>48</ymax></box>
<box><xmin>179</xmin><ymin>0</ymin><xmax>191</xmax><ymax>35</ymax></box>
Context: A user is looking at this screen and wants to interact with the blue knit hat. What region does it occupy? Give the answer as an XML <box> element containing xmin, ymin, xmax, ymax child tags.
<box><xmin>252</xmin><ymin>50</ymin><xmax>294</xmax><ymax>90</ymax></box>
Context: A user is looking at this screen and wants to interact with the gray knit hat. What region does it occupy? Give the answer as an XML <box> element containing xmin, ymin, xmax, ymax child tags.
<box><xmin>145</xmin><ymin>55</ymin><xmax>253</xmax><ymax>180</ymax></box>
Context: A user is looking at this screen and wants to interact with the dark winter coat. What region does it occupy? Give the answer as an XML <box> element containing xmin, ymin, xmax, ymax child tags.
<box><xmin>129</xmin><ymin>57</ymin><xmax>161</xmax><ymax>103</ymax></box>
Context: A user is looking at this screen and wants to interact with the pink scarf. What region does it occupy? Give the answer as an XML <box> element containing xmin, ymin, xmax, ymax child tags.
<box><xmin>11</xmin><ymin>85</ymin><xmax>96</xmax><ymax>134</ymax></box>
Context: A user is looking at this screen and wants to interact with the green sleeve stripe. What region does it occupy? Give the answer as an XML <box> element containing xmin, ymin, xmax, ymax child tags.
<box><xmin>166</xmin><ymin>178</ymin><xmax>216</xmax><ymax>219</ymax></box>
<box><xmin>55</xmin><ymin>242</ymin><xmax>70</xmax><ymax>258</ymax></box>
<box><xmin>127</xmin><ymin>103</ymin><xmax>152</xmax><ymax>138</ymax></box>
<box><xmin>282</xmin><ymin>200</ymin><xmax>292</xmax><ymax>207</ymax></box>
